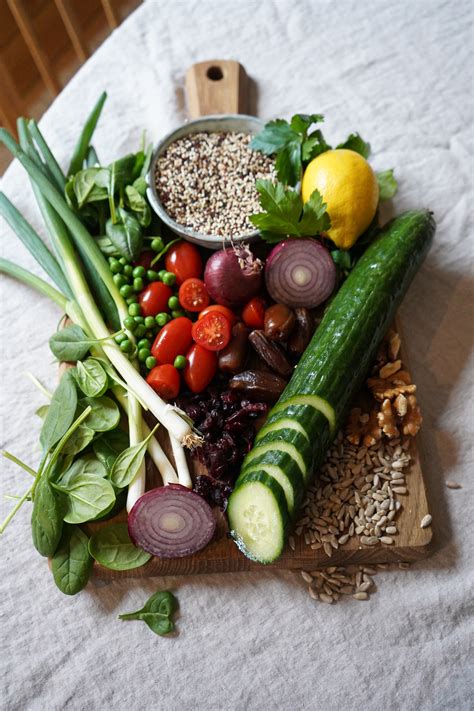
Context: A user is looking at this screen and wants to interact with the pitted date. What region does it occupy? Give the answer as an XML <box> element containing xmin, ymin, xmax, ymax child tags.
<box><xmin>248</xmin><ymin>330</ymin><xmax>293</xmax><ymax>377</ymax></box>
<box><xmin>288</xmin><ymin>307</ymin><xmax>315</xmax><ymax>356</ymax></box>
<box><xmin>228</xmin><ymin>370</ymin><xmax>287</xmax><ymax>403</ymax></box>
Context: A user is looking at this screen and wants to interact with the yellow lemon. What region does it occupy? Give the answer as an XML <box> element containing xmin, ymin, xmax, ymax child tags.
<box><xmin>301</xmin><ymin>149</ymin><xmax>379</xmax><ymax>250</ymax></box>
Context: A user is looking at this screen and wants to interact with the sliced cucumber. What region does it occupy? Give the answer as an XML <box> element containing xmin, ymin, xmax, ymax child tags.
<box><xmin>256</xmin><ymin>416</ymin><xmax>309</xmax><ymax>443</ymax></box>
<box><xmin>272</xmin><ymin>394</ymin><xmax>336</xmax><ymax>435</ymax></box>
<box><xmin>241</xmin><ymin>463</ymin><xmax>302</xmax><ymax>514</ymax></box>
<box><xmin>227</xmin><ymin>471</ymin><xmax>288</xmax><ymax>563</ymax></box>
<box><xmin>253</xmin><ymin>428</ymin><xmax>312</xmax><ymax>468</ymax></box>
<box><xmin>242</xmin><ymin>441</ymin><xmax>307</xmax><ymax>480</ymax></box>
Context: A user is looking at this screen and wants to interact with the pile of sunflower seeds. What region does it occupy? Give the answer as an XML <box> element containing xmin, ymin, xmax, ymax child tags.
<box><xmin>154</xmin><ymin>132</ymin><xmax>275</xmax><ymax>237</ymax></box>
<box><xmin>294</xmin><ymin>430</ymin><xmax>423</xmax><ymax>603</ymax></box>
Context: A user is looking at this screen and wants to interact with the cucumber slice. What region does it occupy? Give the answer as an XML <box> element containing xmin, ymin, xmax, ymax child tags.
<box><xmin>272</xmin><ymin>394</ymin><xmax>336</xmax><ymax>434</ymax></box>
<box><xmin>241</xmin><ymin>464</ymin><xmax>302</xmax><ymax>514</ymax></box>
<box><xmin>227</xmin><ymin>471</ymin><xmax>288</xmax><ymax>563</ymax></box>
<box><xmin>256</xmin><ymin>417</ymin><xmax>309</xmax><ymax>443</ymax></box>
<box><xmin>242</xmin><ymin>441</ymin><xmax>307</xmax><ymax>480</ymax></box>
<box><xmin>253</xmin><ymin>428</ymin><xmax>312</xmax><ymax>469</ymax></box>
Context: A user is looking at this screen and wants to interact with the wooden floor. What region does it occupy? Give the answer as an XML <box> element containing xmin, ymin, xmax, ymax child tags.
<box><xmin>0</xmin><ymin>0</ymin><xmax>142</xmax><ymax>175</ymax></box>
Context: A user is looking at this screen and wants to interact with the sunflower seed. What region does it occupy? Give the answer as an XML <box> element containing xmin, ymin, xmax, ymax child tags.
<box><xmin>352</xmin><ymin>592</ymin><xmax>369</xmax><ymax>601</ymax></box>
<box><xmin>446</xmin><ymin>481</ymin><xmax>462</xmax><ymax>489</ymax></box>
<box><xmin>420</xmin><ymin>514</ymin><xmax>432</xmax><ymax>528</ymax></box>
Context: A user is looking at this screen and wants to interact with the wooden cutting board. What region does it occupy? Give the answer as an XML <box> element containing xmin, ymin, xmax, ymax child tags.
<box><xmin>80</xmin><ymin>60</ymin><xmax>433</xmax><ymax>578</ymax></box>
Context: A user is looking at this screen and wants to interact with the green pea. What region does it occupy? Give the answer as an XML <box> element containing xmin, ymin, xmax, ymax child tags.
<box><xmin>119</xmin><ymin>257</ymin><xmax>128</xmax><ymax>266</ymax></box>
<box><xmin>137</xmin><ymin>338</ymin><xmax>150</xmax><ymax>350</ymax></box>
<box><xmin>133</xmin><ymin>266</ymin><xmax>146</xmax><ymax>278</ymax></box>
<box><xmin>120</xmin><ymin>339</ymin><xmax>133</xmax><ymax>353</ymax></box>
<box><xmin>144</xmin><ymin>316</ymin><xmax>155</xmax><ymax>329</ymax></box>
<box><xmin>158</xmin><ymin>270</ymin><xmax>167</xmax><ymax>281</ymax></box>
<box><xmin>133</xmin><ymin>277</ymin><xmax>144</xmax><ymax>292</ymax></box>
<box><xmin>168</xmin><ymin>295</ymin><xmax>180</xmax><ymax>310</ymax></box>
<box><xmin>155</xmin><ymin>312</ymin><xmax>171</xmax><ymax>327</ymax></box>
<box><xmin>115</xmin><ymin>332</ymin><xmax>127</xmax><ymax>344</ymax></box>
<box><xmin>162</xmin><ymin>272</ymin><xmax>176</xmax><ymax>286</ymax></box>
<box><xmin>110</xmin><ymin>259</ymin><xmax>123</xmax><ymax>274</ymax></box>
<box><xmin>171</xmin><ymin>309</ymin><xmax>185</xmax><ymax>319</ymax></box>
<box><xmin>126</xmin><ymin>296</ymin><xmax>138</xmax><ymax>305</ymax></box>
<box><xmin>113</xmin><ymin>273</ymin><xmax>127</xmax><ymax>288</ymax></box>
<box><xmin>120</xmin><ymin>284</ymin><xmax>133</xmax><ymax>298</ymax></box>
<box><xmin>133</xmin><ymin>315</ymin><xmax>144</xmax><ymax>324</ymax></box>
<box><xmin>128</xmin><ymin>303</ymin><xmax>142</xmax><ymax>317</ymax></box>
<box><xmin>174</xmin><ymin>355</ymin><xmax>187</xmax><ymax>370</ymax></box>
<box><xmin>123</xmin><ymin>264</ymin><xmax>133</xmax><ymax>277</ymax></box>
<box><xmin>145</xmin><ymin>356</ymin><xmax>157</xmax><ymax>370</ymax></box>
<box><xmin>135</xmin><ymin>324</ymin><xmax>147</xmax><ymax>338</ymax></box>
<box><xmin>147</xmin><ymin>269</ymin><xmax>160</xmax><ymax>281</ymax></box>
<box><xmin>138</xmin><ymin>348</ymin><xmax>151</xmax><ymax>363</ymax></box>
<box><xmin>124</xmin><ymin>316</ymin><xmax>136</xmax><ymax>331</ymax></box>
<box><xmin>151</xmin><ymin>237</ymin><xmax>164</xmax><ymax>252</ymax></box>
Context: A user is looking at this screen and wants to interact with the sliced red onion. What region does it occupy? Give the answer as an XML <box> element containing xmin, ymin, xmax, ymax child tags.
<box><xmin>204</xmin><ymin>244</ymin><xmax>262</xmax><ymax>307</ymax></box>
<box><xmin>265</xmin><ymin>238</ymin><xmax>336</xmax><ymax>308</ymax></box>
<box><xmin>128</xmin><ymin>484</ymin><xmax>216</xmax><ymax>558</ymax></box>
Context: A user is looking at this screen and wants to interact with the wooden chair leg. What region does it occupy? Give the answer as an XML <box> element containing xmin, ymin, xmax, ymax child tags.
<box><xmin>54</xmin><ymin>0</ymin><xmax>89</xmax><ymax>64</ymax></box>
<box><xmin>101</xmin><ymin>0</ymin><xmax>120</xmax><ymax>30</ymax></box>
<box><xmin>6</xmin><ymin>0</ymin><xmax>61</xmax><ymax>97</ymax></box>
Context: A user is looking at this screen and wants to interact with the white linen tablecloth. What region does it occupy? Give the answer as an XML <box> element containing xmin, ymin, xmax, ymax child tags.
<box><xmin>1</xmin><ymin>1</ymin><xmax>473</xmax><ymax>709</ymax></box>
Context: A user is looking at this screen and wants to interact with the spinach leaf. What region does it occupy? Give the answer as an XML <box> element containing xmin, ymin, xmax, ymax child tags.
<box><xmin>376</xmin><ymin>169</ymin><xmax>398</xmax><ymax>200</ymax></box>
<box><xmin>31</xmin><ymin>476</ymin><xmax>64</xmax><ymax>557</ymax></box>
<box><xmin>119</xmin><ymin>591</ymin><xmax>178</xmax><ymax>636</ymax></box>
<box><xmin>51</xmin><ymin>524</ymin><xmax>92</xmax><ymax>595</ymax></box>
<box><xmin>109</xmin><ymin>425</ymin><xmax>157</xmax><ymax>489</ymax></box>
<box><xmin>125</xmin><ymin>185</ymin><xmax>151</xmax><ymax>227</ymax></box>
<box><xmin>36</xmin><ymin>404</ymin><xmax>49</xmax><ymax>419</ymax></box>
<box><xmin>73</xmin><ymin>359</ymin><xmax>108</xmax><ymax>398</ymax></box>
<box><xmin>89</xmin><ymin>522</ymin><xmax>151</xmax><ymax>571</ymax></box>
<box><xmin>79</xmin><ymin>395</ymin><xmax>120</xmax><ymax>432</ymax></box>
<box><xmin>108</xmin><ymin>154</ymin><xmax>137</xmax><ymax>189</ymax></box>
<box><xmin>106</xmin><ymin>208</ymin><xmax>143</xmax><ymax>261</ymax></box>
<box><xmin>54</xmin><ymin>470</ymin><xmax>115</xmax><ymax>524</ymax></box>
<box><xmin>40</xmin><ymin>371</ymin><xmax>77</xmax><ymax>452</ymax></box>
<box><xmin>73</xmin><ymin>168</ymin><xmax>108</xmax><ymax>207</ymax></box>
<box><xmin>133</xmin><ymin>176</ymin><xmax>148</xmax><ymax>196</ymax></box>
<box><xmin>61</xmin><ymin>424</ymin><xmax>95</xmax><ymax>457</ymax></box>
<box><xmin>94</xmin><ymin>235</ymin><xmax>120</xmax><ymax>257</ymax></box>
<box><xmin>58</xmin><ymin>456</ymin><xmax>107</xmax><ymax>485</ymax></box>
<box><xmin>93</xmin><ymin>429</ymin><xmax>129</xmax><ymax>473</ymax></box>
<box><xmin>337</xmin><ymin>133</ymin><xmax>371</xmax><ymax>158</ymax></box>
<box><xmin>49</xmin><ymin>324</ymin><xmax>94</xmax><ymax>362</ymax></box>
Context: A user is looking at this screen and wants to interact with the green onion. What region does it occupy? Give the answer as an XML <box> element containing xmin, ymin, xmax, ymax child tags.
<box><xmin>27</xmin><ymin>120</ymin><xmax>66</xmax><ymax>192</ymax></box>
<box><xmin>68</xmin><ymin>91</ymin><xmax>107</xmax><ymax>175</ymax></box>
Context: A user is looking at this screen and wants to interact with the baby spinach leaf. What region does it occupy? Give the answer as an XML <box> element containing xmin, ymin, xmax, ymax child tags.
<box><xmin>51</xmin><ymin>524</ymin><xmax>92</xmax><ymax>595</ymax></box>
<box><xmin>89</xmin><ymin>522</ymin><xmax>151</xmax><ymax>571</ymax></box>
<box><xmin>108</xmin><ymin>154</ymin><xmax>136</xmax><ymax>189</ymax></box>
<box><xmin>93</xmin><ymin>429</ymin><xmax>129</xmax><ymax>473</ymax></box>
<box><xmin>31</xmin><ymin>476</ymin><xmax>64</xmax><ymax>557</ymax></box>
<box><xmin>106</xmin><ymin>208</ymin><xmax>143</xmax><ymax>261</ymax></box>
<box><xmin>376</xmin><ymin>169</ymin><xmax>398</xmax><ymax>200</ymax></box>
<box><xmin>40</xmin><ymin>371</ymin><xmax>77</xmax><ymax>452</ymax></box>
<box><xmin>55</xmin><ymin>471</ymin><xmax>115</xmax><ymax>524</ymax></box>
<box><xmin>125</xmin><ymin>185</ymin><xmax>151</xmax><ymax>227</ymax></box>
<box><xmin>94</xmin><ymin>235</ymin><xmax>120</xmax><ymax>257</ymax></box>
<box><xmin>58</xmin><ymin>456</ymin><xmax>107</xmax><ymax>486</ymax></box>
<box><xmin>73</xmin><ymin>359</ymin><xmax>108</xmax><ymax>398</ymax></box>
<box><xmin>61</xmin><ymin>424</ymin><xmax>95</xmax><ymax>457</ymax></box>
<box><xmin>73</xmin><ymin>168</ymin><xmax>108</xmax><ymax>207</ymax></box>
<box><xmin>78</xmin><ymin>395</ymin><xmax>120</xmax><ymax>432</ymax></box>
<box><xmin>49</xmin><ymin>324</ymin><xmax>94</xmax><ymax>361</ymax></box>
<box><xmin>119</xmin><ymin>591</ymin><xmax>178</xmax><ymax>636</ymax></box>
<box><xmin>133</xmin><ymin>176</ymin><xmax>148</xmax><ymax>196</ymax></box>
<box><xmin>109</xmin><ymin>425</ymin><xmax>157</xmax><ymax>489</ymax></box>
<box><xmin>337</xmin><ymin>132</ymin><xmax>371</xmax><ymax>158</ymax></box>
<box><xmin>36</xmin><ymin>404</ymin><xmax>49</xmax><ymax>419</ymax></box>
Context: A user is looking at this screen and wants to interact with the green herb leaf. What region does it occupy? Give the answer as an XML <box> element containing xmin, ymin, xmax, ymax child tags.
<box><xmin>73</xmin><ymin>168</ymin><xmax>109</xmax><ymax>208</ymax></box>
<box><xmin>49</xmin><ymin>324</ymin><xmax>93</xmax><ymax>362</ymax></box>
<box><xmin>119</xmin><ymin>590</ymin><xmax>178</xmax><ymax>636</ymax></box>
<box><xmin>89</xmin><ymin>522</ymin><xmax>151</xmax><ymax>571</ymax></box>
<box><xmin>93</xmin><ymin>429</ymin><xmax>130</xmax><ymax>473</ymax></box>
<box><xmin>78</xmin><ymin>395</ymin><xmax>120</xmax><ymax>433</ymax></box>
<box><xmin>73</xmin><ymin>359</ymin><xmax>108</xmax><ymax>398</ymax></box>
<box><xmin>54</xmin><ymin>469</ymin><xmax>115</xmax><ymax>524</ymax></box>
<box><xmin>51</xmin><ymin>524</ymin><xmax>92</xmax><ymax>595</ymax></box>
<box><xmin>331</xmin><ymin>249</ymin><xmax>353</xmax><ymax>271</ymax></box>
<box><xmin>250</xmin><ymin>119</ymin><xmax>296</xmax><ymax>155</ymax></box>
<box><xmin>109</xmin><ymin>425</ymin><xmax>158</xmax><ymax>489</ymax></box>
<box><xmin>337</xmin><ymin>133</ymin><xmax>371</xmax><ymax>158</ymax></box>
<box><xmin>31</xmin><ymin>476</ymin><xmax>64</xmax><ymax>557</ymax></box>
<box><xmin>249</xmin><ymin>179</ymin><xmax>330</xmax><ymax>241</ymax></box>
<box><xmin>302</xmin><ymin>129</ymin><xmax>331</xmax><ymax>163</ymax></box>
<box><xmin>376</xmin><ymin>169</ymin><xmax>398</xmax><ymax>200</ymax></box>
<box><xmin>106</xmin><ymin>208</ymin><xmax>143</xmax><ymax>261</ymax></box>
<box><xmin>40</xmin><ymin>371</ymin><xmax>77</xmax><ymax>452</ymax></box>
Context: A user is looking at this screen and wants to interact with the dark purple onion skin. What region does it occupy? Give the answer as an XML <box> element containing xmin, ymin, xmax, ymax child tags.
<box><xmin>204</xmin><ymin>247</ymin><xmax>262</xmax><ymax>307</ymax></box>
<box><xmin>128</xmin><ymin>484</ymin><xmax>216</xmax><ymax>558</ymax></box>
<box><xmin>265</xmin><ymin>238</ymin><xmax>336</xmax><ymax>308</ymax></box>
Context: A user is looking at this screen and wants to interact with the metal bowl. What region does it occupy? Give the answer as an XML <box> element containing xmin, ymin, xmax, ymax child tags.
<box><xmin>146</xmin><ymin>114</ymin><xmax>265</xmax><ymax>249</ymax></box>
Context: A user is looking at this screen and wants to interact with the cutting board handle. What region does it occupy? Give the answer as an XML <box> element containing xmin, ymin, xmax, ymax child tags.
<box><xmin>185</xmin><ymin>60</ymin><xmax>248</xmax><ymax>118</ymax></box>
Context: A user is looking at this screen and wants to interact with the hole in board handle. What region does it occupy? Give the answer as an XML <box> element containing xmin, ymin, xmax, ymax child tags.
<box><xmin>206</xmin><ymin>66</ymin><xmax>223</xmax><ymax>81</ymax></box>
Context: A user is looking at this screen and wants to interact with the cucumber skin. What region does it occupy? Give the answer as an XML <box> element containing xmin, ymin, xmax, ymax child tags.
<box><xmin>230</xmin><ymin>210</ymin><xmax>434</xmax><ymax>562</ymax></box>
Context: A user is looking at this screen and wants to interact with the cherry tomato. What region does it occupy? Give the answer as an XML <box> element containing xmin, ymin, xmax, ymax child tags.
<box><xmin>178</xmin><ymin>278</ymin><xmax>210</xmax><ymax>313</ymax></box>
<box><xmin>146</xmin><ymin>364</ymin><xmax>180</xmax><ymax>400</ymax></box>
<box><xmin>133</xmin><ymin>250</ymin><xmax>155</xmax><ymax>271</ymax></box>
<box><xmin>192</xmin><ymin>311</ymin><xmax>231</xmax><ymax>351</ymax></box>
<box><xmin>198</xmin><ymin>304</ymin><xmax>237</xmax><ymax>326</ymax></box>
<box><xmin>151</xmin><ymin>317</ymin><xmax>193</xmax><ymax>364</ymax></box>
<box><xmin>165</xmin><ymin>241</ymin><xmax>202</xmax><ymax>286</ymax></box>
<box><xmin>183</xmin><ymin>344</ymin><xmax>218</xmax><ymax>393</ymax></box>
<box><xmin>242</xmin><ymin>296</ymin><xmax>266</xmax><ymax>329</ymax></box>
<box><xmin>139</xmin><ymin>282</ymin><xmax>173</xmax><ymax>317</ymax></box>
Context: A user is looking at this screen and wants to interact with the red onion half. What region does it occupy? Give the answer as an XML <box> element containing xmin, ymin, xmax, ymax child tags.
<box><xmin>204</xmin><ymin>244</ymin><xmax>262</xmax><ymax>307</ymax></box>
<box><xmin>265</xmin><ymin>239</ymin><xmax>336</xmax><ymax>308</ymax></box>
<box><xmin>128</xmin><ymin>484</ymin><xmax>216</xmax><ymax>558</ymax></box>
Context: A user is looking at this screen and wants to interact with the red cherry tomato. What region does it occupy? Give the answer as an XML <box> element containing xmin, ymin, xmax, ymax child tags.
<box><xmin>183</xmin><ymin>344</ymin><xmax>218</xmax><ymax>393</ymax></box>
<box><xmin>178</xmin><ymin>278</ymin><xmax>210</xmax><ymax>313</ymax></box>
<box><xmin>165</xmin><ymin>241</ymin><xmax>202</xmax><ymax>286</ymax></box>
<box><xmin>242</xmin><ymin>296</ymin><xmax>266</xmax><ymax>329</ymax></box>
<box><xmin>198</xmin><ymin>304</ymin><xmax>238</xmax><ymax>326</ymax></box>
<box><xmin>191</xmin><ymin>311</ymin><xmax>231</xmax><ymax>351</ymax></box>
<box><xmin>133</xmin><ymin>250</ymin><xmax>155</xmax><ymax>271</ymax></box>
<box><xmin>139</xmin><ymin>282</ymin><xmax>173</xmax><ymax>317</ymax></box>
<box><xmin>146</xmin><ymin>364</ymin><xmax>180</xmax><ymax>400</ymax></box>
<box><xmin>151</xmin><ymin>317</ymin><xmax>193</xmax><ymax>364</ymax></box>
